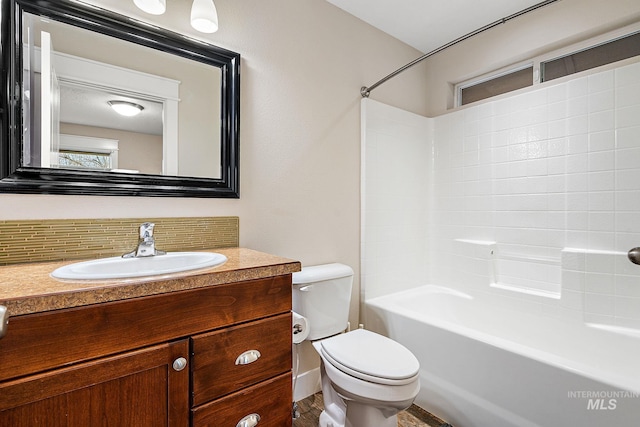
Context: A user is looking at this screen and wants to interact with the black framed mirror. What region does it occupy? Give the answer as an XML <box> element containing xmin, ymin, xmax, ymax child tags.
<box><xmin>0</xmin><ymin>0</ymin><xmax>240</xmax><ymax>197</ymax></box>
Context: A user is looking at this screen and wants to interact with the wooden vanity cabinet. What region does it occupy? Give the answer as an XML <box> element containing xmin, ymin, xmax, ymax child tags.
<box><xmin>191</xmin><ymin>313</ymin><xmax>293</xmax><ymax>426</ymax></box>
<box><xmin>0</xmin><ymin>274</ymin><xmax>293</xmax><ymax>427</ymax></box>
<box><xmin>0</xmin><ymin>340</ymin><xmax>190</xmax><ymax>426</ymax></box>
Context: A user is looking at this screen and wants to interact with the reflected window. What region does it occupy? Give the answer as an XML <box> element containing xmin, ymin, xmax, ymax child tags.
<box><xmin>55</xmin><ymin>134</ymin><xmax>120</xmax><ymax>171</ymax></box>
<box><xmin>58</xmin><ymin>150</ymin><xmax>112</xmax><ymax>170</ymax></box>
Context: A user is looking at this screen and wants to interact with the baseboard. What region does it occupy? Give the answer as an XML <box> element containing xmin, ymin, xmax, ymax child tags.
<box><xmin>293</xmin><ymin>367</ymin><xmax>321</xmax><ymax>402</ymax></box>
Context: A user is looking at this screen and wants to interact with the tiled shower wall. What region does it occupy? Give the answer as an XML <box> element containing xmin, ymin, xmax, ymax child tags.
<box><xmin>362</xmin><ymin>59</ymin><xmax>640</xmax><ymax>329</ymax></box>
<box><xmin>432</xmin><ymin>59</ymin><xmax>640</xmax><ymax>328</ymax></box>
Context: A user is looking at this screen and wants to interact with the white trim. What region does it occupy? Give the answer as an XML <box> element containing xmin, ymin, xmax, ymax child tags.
<box><xmin>162</xmin><ymin>100</ymin><xmax>179</xmax><ymax>175</ymax></box>
<box><xmin>40</xmin><ymin>32</ymin><xmax>53</xmax><ymax>168</ymax></box>
<box><xmin>59</xmin><ymin>134</ymin><xmax>119</xmax><ymax>152</ymax></box>
<box><xmin>29</xmin><ymin>47</ymin><xmax>180</xmax><ymax>101</ymax></box>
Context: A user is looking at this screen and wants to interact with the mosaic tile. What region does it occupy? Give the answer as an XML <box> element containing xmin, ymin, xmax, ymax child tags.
<box><xmin>0</xmin><ymin>217</ymin><xmax>239</xmax><ymax>265</ymax></box>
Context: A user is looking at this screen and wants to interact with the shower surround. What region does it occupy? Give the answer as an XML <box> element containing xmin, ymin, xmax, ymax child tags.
<box><xmin>361</xmin><ymin>58</ymin><xmax>640</xmax><ymax>425</ymax></box>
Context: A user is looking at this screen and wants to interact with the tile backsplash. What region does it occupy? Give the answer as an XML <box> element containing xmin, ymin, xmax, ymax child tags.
<box><xmin>0</xmin><ymin>217</ymin><xmax>239</xmax><ymax>265</ymax></box>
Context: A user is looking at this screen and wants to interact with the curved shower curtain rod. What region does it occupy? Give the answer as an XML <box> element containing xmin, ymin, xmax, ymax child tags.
<box><xmin>360</xmin><ymin>0</ymin><xmax>560</xmax><ymax>98</ymax></box>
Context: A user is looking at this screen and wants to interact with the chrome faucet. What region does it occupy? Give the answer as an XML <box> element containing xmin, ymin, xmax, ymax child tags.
<box><xmin>122</xmin><ymin>222</ymin><xmax>166</xmax><ymax>258</ymax></box>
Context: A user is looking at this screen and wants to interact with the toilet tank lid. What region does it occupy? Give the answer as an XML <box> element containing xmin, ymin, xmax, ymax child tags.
<box><xmin>292</xmin><ymin>263</ymin><xmax>354</xmax><ymax>284</ymax></box>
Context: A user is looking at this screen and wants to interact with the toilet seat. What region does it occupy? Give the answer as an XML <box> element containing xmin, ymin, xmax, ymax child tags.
<box><xmin>318</xmin><ymin>329</ymin><xmax>420</xmax><ymax>386</ymax></box>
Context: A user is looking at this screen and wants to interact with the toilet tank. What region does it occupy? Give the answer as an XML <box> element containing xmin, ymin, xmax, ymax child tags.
<box><xmin>292</xmin><ymin>263</ymin><xmax>354</xmax><ymax>341</ymax></box>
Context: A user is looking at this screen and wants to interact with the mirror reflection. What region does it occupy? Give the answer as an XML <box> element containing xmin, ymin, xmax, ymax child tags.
<box><xmin>22</xmin><ymin>11</ymin><xmax>222</xmax><ymax>179</ymax></box>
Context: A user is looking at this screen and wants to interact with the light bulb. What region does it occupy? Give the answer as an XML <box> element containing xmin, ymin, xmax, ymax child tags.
<box><xmin>191</xmin><ymin>0</ymin><xmax>219</xmax><ymax>33</ymax></box>
<box><xmin>133</xmin><ymin>0</ymin><xmax>166</xmax><ymax>15</ymax></box>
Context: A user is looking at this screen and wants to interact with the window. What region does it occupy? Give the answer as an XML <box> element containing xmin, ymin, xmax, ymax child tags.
<box><xmin>58</xmin><ymin>150</ymin><xmax>112</xmax><ymax>170</ymax></box>
<box><xmin>541</xmin><ymin>31</ymin><xmax>640</xmax><ymax>82</ymax></box>
<box><xmin>56</xmin><ymin>134</ymin><xmax>119</xmax><ymax>171</ymax></box>
<box><xmin>454</xmin><ymin>25</ymin><xmax>640</xmax><ymax>108</ymax></box>
<box><xmin>459</xmin><ymin>65</ymin><xmax>533</xmax><ymax>106</ymax></box>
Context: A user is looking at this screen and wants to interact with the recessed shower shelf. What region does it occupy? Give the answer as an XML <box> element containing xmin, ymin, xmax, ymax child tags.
<box><xmin>497</xmin><ymin>253</ymin><xmax>560</xmax><ymax>265</ymax></box>
<box><xmin>454</xmin><ymin>239</ymin><xmax>562</xmax><ymax>298</ymax></box>
<box><xmin>490</xmin><ymin>282</ymin><xmax>561</xmax><ymax>299</ymax></box>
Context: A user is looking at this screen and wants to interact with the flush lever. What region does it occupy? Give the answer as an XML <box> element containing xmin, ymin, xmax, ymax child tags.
<box><xmin>628</xmin><ymin>247</ymin><xmax>640</xmax><ymax>266</ymax></box>
<box><xmin>0</xmin><ymin>305</ymin><xmax>8</xmax><ymax>339</ymax></box>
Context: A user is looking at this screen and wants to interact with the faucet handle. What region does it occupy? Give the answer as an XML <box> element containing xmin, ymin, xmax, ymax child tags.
<box><xmin>122</xmin><ymin>222</ymin><xmax>164</xmax><ymax>258</ymax></box>
<box><xmin>628</xmin><ymin>247</ymin><xmax>640</xmax><ymax>265</ymax></box>
<box><xmin>139</xmin><ymin>222</ymin><xmax>155</xmax><ymax>239</ymax></box>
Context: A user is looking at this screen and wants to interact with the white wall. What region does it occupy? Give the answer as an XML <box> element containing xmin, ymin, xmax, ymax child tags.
<box><xmin>361</xmin><ymin>99</ymin><xmax>432</xmax><ymax>303</ymax></box>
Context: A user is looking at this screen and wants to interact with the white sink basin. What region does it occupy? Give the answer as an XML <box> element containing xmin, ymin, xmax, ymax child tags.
<box><xmin>51</xmin><ymin>252</ymin><xmax>227</xmax><ymax>280</ymax></box>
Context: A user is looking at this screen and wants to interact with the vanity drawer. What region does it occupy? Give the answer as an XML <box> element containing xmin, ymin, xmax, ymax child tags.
<box><xmin>191</xmin><ymin>372</ymin><xmax>292</xmax><ymax>427</ymax></box>
<box><xmin>191</xmin><ymin>313</ymin><xmax>292</xmax><ymax>405</ymax></box>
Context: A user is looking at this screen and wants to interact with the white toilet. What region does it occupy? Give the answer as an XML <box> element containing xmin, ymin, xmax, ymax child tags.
<box><xmin>292</xmin><ymin>263</ymin><xmax>420</xmax><ymax>427</ymax></box>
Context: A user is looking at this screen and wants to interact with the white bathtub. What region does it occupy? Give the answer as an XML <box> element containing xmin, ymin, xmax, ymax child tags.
<box><xmin>365</xmin><ymin>285</ymin><xmax>640</xmax><ymax>427</ymax></box>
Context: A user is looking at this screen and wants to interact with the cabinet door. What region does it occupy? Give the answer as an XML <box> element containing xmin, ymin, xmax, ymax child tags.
<box><xmin>0</xmin><ymin>340</ymin><xmax>189</xmax><ymax>427</ymax></box>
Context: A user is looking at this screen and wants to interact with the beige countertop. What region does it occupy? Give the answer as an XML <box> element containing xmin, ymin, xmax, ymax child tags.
<box><xmin>0</xmin><ymin>248</ymin><xmax>301</xmax><ymax>317</ymax></box>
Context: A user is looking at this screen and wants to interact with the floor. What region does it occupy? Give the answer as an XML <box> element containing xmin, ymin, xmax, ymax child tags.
<box><xmin>293</xmin><ymin>392</ymin><xmax>452</xmax><ymax>427</ymax></box>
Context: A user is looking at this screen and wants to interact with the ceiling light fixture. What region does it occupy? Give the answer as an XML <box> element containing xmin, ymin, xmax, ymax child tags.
<box><xmin>133</xmin><ymin>0</ymin><xmax>219</xmax><ymax>34</ymax></box>
<box><xmin>108</xmin><ymin>101</ymin><xmax>145</xmax><ymax>117</ymax></box>
<box><xmin>190</xmin><ymin>0</ymin><xmax>219</xmax><ymax>33</ymax></box>
<box><xmin>133</xmin><ymin>0</ymin><xmax>166</xmax><ymax>15</ymax></box>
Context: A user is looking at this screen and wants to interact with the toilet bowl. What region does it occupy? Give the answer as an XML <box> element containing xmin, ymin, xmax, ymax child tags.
<box><xmin>313</xmin><ymin>329</ymin><xmax>420</xmax><ymax>427</ymax></box>
<box><xmin>292</xmin><ymin>263</ymin><xmax>420</xmax><ymax>427</ymax></box>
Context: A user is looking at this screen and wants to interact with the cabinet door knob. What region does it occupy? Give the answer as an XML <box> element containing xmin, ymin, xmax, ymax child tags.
<box><xmin>172</xmin><ymin>357</ymin><xmax>187</xmax><ymax>371</ymax></box>
<box><xmin>235</xmin><ymin>349</ymin><xmax>261</xmax><ymax>365</ymax></box>
<box><xmin>0</xmin><ymin>305</ymin><xmax>7</xmax><ymax>339</ymax></box>
<box><xmin>236</xmin><ymin>413</ymin><xmax>260</xmax><ymax>427</ymax></box>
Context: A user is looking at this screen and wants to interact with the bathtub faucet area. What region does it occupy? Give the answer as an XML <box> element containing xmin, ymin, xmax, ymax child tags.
<box><xmin>627</xmin><ymin>247</ymin><xmax>640</xmax><ymax>265</ymax></box>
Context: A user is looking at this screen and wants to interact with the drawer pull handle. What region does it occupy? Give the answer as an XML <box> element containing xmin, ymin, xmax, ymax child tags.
<box><xmin>235</xmin><ymin>349</ymin><xmax>261</xmax><ymax>365</ymax></box>
<box><xmin>236</xmin><ymin>413</ymin><xmax>260</xmax><ymax>427</ymax></box>
<box><xmin>0</xmin><ymin>305</ymin><xmax>7</xmax><ymax>339</ymax></box>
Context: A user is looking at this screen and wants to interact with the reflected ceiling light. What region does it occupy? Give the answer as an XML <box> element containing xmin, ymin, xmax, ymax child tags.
<box><xmin>108</xmin><ymin>101</ymin><xmax>144</xmax><ymax>117</ymax></box>
<box><xmin>133</xmin><ymin>0</ymin><xmax>166</xmax><ymax>15</ymax></box>
<box><xmin>191</xmin><ymin>0</ymin><xmax>219</xmax><ymax>33</ymax></box>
